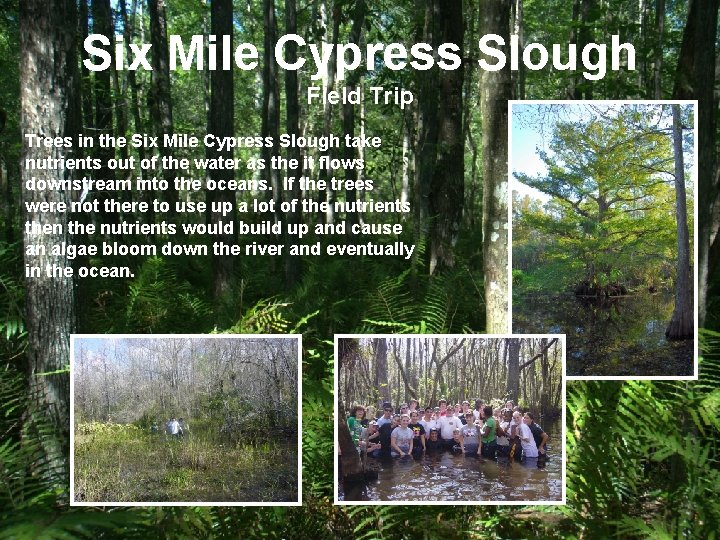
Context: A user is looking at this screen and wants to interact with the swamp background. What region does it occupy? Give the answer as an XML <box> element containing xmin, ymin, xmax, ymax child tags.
<box><xmin>336</xmin><ymin>337</ymin><xmax>563</xmax><ymax>503</ymax></box>
<box><xmin>72</xmin><ymin>337</ymin><xmax>299</xmax><ymax>503</ymax></box>
<box><xmin>2</xmin><ymin>0</ymin><xmax>720</xmax><ymax>538</ymax></box>
<box><xmin>512</xmin><ymin>103</ymin><xmax>695</xmax><ymax>377</ymax></box>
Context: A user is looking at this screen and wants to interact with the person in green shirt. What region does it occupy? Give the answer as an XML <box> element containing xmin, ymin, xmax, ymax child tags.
<box><xmin>479</xmin><ymin>405</ymin><xmax>497</xmax><ymax>459</ymax></box>
<box><xmin>347</xmin><ymin>405</ymin><xmax>367</xmax><ymax>446</ymax></box>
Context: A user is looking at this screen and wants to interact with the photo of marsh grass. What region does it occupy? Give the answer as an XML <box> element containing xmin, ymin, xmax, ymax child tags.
<box><xmin>71</xmin><ymin>336</ymin><xmax>300</xmax><ymax>504</ymax></box>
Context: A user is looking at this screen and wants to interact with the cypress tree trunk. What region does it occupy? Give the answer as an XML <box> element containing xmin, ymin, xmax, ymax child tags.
<box><xmin>340</xmin><ymin>0</ymin><xmax>366</xmax><ymax>236</ymax></box>
<box><xmin>506</xmin><ymin>338</ymin><xmax>520</xmax><ymax>403</ymax></box>
<box><xmin>665</xmin><ymin>104</ymin><xmax>693</xmax><ymax>339</ymax></box>
<box><xmin>262</xmin><ymin>0</ymin><xmax>283</xmax><ymax>231</ymax></box>
<box><xmin>414</xmin><ymin>0</ymin><xmax>440</xmax><ymax>257</ymax></box>
<box><xmin>208</xmin><ymin>0</ymin><xmax>236</xmax><ymax>307</ymax></box>
<box><xmin>20</xmin><ymin>0</ymin><xmax>80</xmax><ymax>490</ymax></box>
<box><xmin>428</xmin><ymin>0</ymin><xmax>464</xmax><ymax>274</ymax></box>
<box><xmin>284</xmin><ymin>0</ymin><xmax>302</xmax><ymax>286</ymax></box>
<box><xmin>480</xmin><ymin>0</ymin><xmax>511</xmax><ymax>333</ymax></box>
<box><xmin>374</xmin><ymin>338</ymin><xmax>390</xmax><ymax>406</ymax></box>
<box><xmin>148</xmin><ymin>0</ymin><xmax>178</xmax><ymax>211</ymax></box>
<box><xmin>91</xmin><ymin>0</ymin><xmax>117</xmax><ymax>223</ymax></box>
<box><xmin>671</xmin><ymin>0</ymin><xmax>719</xmax><ymax>328</ymax></box>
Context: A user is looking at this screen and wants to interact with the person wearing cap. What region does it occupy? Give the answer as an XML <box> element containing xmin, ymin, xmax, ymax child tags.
<box><xmin>361</xmin><ymin>421</ymin><xmax>382</xmax><ymax>457</ymax></box>
<box><xmin>376</xmin><ymin>405</ymin><xmax>394</xmax><ymax>428</ymax></box>
<box><xmin>399</xmin><ymin>403</ymin><xmax>409</xmax><ymax>415</ymax></box>
<box><xmin>408</xmin><ymin>410</ymin><xmax>426</xmax><ymax>456</ymax></box>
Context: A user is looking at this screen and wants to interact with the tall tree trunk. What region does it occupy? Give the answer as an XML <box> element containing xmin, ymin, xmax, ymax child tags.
<box><xmin>262</xmin><ymin>0</ymin><xmax>283</xmax><ymax>233</ymax></box>
<box><xmin>429</xmin><ymin>0</ymin><xmax>464</xmax><ymax>274</ymax></box>
<box><xmin>506</xmin><ymin>338</ymin><xmax>520</xmax><ymax>402</ymax></box>
<box><xmin>148</xmin><ymin>0</ymin><xmax>178</xmax><ymax>211</ymax></box>
<box><xmin>92</xmin><ymin>0</ymin><xmax>117</xmax><ymax>224</ymax></box>
<box><xmin>576</xmin><ymin>0</ymin><xmax>596</xmax><ymax>99</ymax></box>
<box><xmin>671</xmin><ymin>0</ymin><xmax>719</xmax><ymax>328</ymax></box>
<box><xmin>319</xmin><ymin>0</ymin><xmax>340</xmax><ymax>225</ymax></box>
<box><xmin>123</xmin><ymin>0</ymin><xmax>149</xmax><ymax>218</ymax></box>
<box><xmin>20</xmin><ymin>0</ymin><xmax>80</xmax><ymax>489</ymax></box>
<box><xmin>78</xmin><ymin>0</ymin><xmax>93</xmax><ymax>131</ymax></box>
<box><xmin>374</xmin><ymin>338</ymin><xmax>390</xmax><ymax>406</ymax></box>
<box><xmin>208</xmin><ymin>0</ymin><xmax>237</xmax><ymax>309</ymax></box>
<box><xmin>112</xmin><ymin>2</ymin><xmax>129</xmax><ymax>175</ymax></box>
<box><xmin>480</xmin><ymin>0</ymin><xmax>511</xmax><ymax>333</ymax></box>
<box><xmin>414</xmin><ymin>0</ymin><xmax>441</xmax><ymax>256</ymax></box>
<box><xmin>510</xmin><ymin>0</ymin><xmax>525</xmax><ymax>99</ymax></box>
<box><xmin>666</xmin><ymin>104</ymin><xmax>693</xmax><ymax>339</ymax></box>
<box><xmin>284</xmin><ymin>0</ymin><xmax>302</xmax><ymax>286</ymax></box>
<box><xmin>539</xmin><ymin>338</ymin><xmax>550</xmax><ymax>416</ymax></box>
<box><xmin>392</xmin><ymin>339</ymin><xmax>417</xmax><ymax>400</ymax></box>
<box><xmin>653</xmin><ymin>0</ymin><xmax>664</xmax><ymax>99</ymax></box>
<box><xmin>341</xmin><ymin>0</ymin><xmax>366</xmax><ymax>236</ymax></box>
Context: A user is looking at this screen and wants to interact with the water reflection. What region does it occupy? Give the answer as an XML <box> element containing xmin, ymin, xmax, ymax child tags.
<box><xmin>513</xmin><ymin>293</ymin><xmax>694</xmax><ymax>377</ymax></box>
<box><xmin>343</xmin><ymin>424</ymin><xmax>562</xmax><ymax>503</ymax></box>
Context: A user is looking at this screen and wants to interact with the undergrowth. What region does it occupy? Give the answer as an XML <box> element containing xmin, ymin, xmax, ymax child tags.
<box><xmin>74</xmin><ymin>423</ymin><xmax>298</xmax><ymax>503</ymax></box>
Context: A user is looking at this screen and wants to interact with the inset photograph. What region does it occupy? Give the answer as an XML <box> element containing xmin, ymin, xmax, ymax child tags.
<box><xmin>70</xmin><ymin>335</ymin><xmax>301</xmax><ymax>505</ymax></box>
<box><xmin>511</xmin><ymin>101</ymin><xmax>697</xmax><ymax>379</ymax></box>
<box><xmin>335</xmin><ymin>335</ymin><xmax>565</xmax><ymax>504</ymax></box>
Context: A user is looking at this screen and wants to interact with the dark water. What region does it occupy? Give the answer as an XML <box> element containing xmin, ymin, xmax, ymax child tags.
<box><xmin>341</xmin><ymin>421</ymin><xmax>562</xmax><ymax>503</ymax></box>
<box><xmin>513</xmin><ymin>293</ymin><xmax>694</xmax><ymax>377</ymax></box>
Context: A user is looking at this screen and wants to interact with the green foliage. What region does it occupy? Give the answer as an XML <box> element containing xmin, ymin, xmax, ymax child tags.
<box><xmin>514</xmin><ymin>105</ymin><xmax>684</xmax><ymax>291</ymax></box>
<box><xmin>227</xmin><ymin>298</ymin><xmax>293</xmax><ymax>334</ymax></box>
<box><xmin>301</xmin><ymin>343</ymin><xmax>335</xmax><ymax>498</ymax></box>
<box><xmin>0</xmin><ymin>241</ymin><xmax>25</xmax><ymax>360</ymax></box>
<box><xmin>564</xmin><ymin>340</ymin><xmax>720</xmax><ymax>538</ymax></box>
<box><xmin>74</xmin><ymin>421</ymin><xmax>297</xmax><ymax>503</ymax></box>
<box><xmin>120</xmin><ymin>256</ymin><xmax>212</xmax><ymax>333</ymax></box>
<box><xmin>0</xmin><ymin>368</ymin><xmax>144</xmax><ymax>538</ymax></box>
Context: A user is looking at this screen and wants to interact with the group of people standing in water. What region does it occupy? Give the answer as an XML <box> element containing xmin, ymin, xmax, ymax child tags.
<box><xmin>346</xmin><ymin>398</ymin><xmax>549</xmax><ymax>461</ymax></box>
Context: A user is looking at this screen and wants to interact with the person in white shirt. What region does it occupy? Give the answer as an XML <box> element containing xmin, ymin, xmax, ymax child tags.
<box><xmin>166</xmin><ymin>417</ymin><xmax>180</xmax><ymax>439</ymax></box>
<box><xmin>496</xmin><ymin>409</ymin><xmax>512</xmax><ymax>457</ymax></box>
<box><xmin>419</xmin><ymin>408</ymin><xmax>436</xmax><ymax>436</ymax></box>
<box><xmin>515</xmin><ymin>411</ymin><xmax>538</xmax><ymax>458</ymax></box>
<box><xmin>473</xmin><ymin>399</ymin><xmax>483</xmax><ymax>420</ymax></box>
<box><xmin>437</xmin><ymin>409</ymin><xmax>463</xmax><ymax>449</ymax></box>
<box><xmin>376</xmin><ymin>406</ymin><xmax>394</xmax><ymax>427</ymax></box>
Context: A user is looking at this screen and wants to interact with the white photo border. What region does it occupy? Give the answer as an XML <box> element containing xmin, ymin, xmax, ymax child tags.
<box><xmin>333</xmin><ymin>333</ymin><xmax>567</xmax><ymax>506</ymax></box>
<box><xmin>69</xmin><ymin>333</ymin><xmax>303</xmax><ymax>507</ymax></box>
<box><xmin>508</xmin><ymin>99</ymin><xmax>699</xmax><ymax>381</ymax></box>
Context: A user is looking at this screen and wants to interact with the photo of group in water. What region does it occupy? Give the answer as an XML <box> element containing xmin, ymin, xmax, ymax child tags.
<box><xmin>335</xmin><ymin>335</ymin><xmax>565</xmax><ymax>504</ymax></box>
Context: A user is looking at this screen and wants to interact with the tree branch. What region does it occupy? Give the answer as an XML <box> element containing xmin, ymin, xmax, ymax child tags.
<box><xmin>519</xmin><ymin>338</ymin><xmax>559</xmax><ymax>371</ymax></box>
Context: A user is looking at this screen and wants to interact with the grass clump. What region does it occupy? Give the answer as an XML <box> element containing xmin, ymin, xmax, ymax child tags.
<box><xmin>74</xmin><ymin>422</ymin><xmax>298</xmax><ymax>503</ymax></box>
